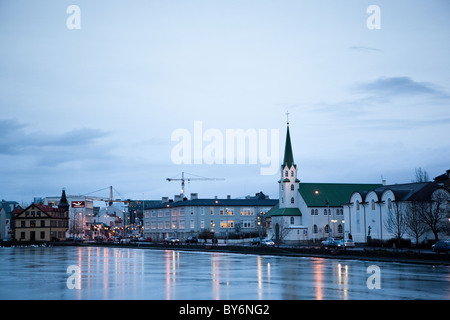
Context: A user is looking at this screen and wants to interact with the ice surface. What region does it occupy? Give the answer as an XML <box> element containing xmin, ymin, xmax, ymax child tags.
<box><xmin>0</xmin><ymin>246</ymin><xmax>449</xmax><ymax>300</ymax></box>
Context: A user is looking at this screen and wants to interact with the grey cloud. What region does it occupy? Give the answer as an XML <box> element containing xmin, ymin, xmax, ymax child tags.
<box><xmin>352</xmin><ymin>76</ymin><xmax>450</xmax><ymax>99</ymax></box>
<box><xmin>0</xmin><ymin>119</ymin><xmax>109</xmax><ymax>155</ymax></box>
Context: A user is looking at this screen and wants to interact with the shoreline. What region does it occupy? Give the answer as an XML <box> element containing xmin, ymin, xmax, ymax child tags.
<box><xmin>7</xmin><ymin>241</ymin><xmax>446</xmax><ymax>266</ymax></box>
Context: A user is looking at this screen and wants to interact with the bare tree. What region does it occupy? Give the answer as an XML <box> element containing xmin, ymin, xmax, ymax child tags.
<box><xmin>414</xmin><ymin>167</ymin><xmax>430</xmax><ymax>182</ymax></box>
<box><xmin>384</xmin><ymin>201</ymin><xmax>407</xmax><ymax>246</ymax></box>
<box><xmin>273</xmin><ymin>220</ymin><xmax>292</xmax><ymax>247</ymax></box>
<box><xmin>405</xmin><ymin>201</ymin><xmax>429</xmax><ymax>246</ymax></box>
<box><xmin>420</xmin><ymin>190</ymin><xmax>448</xmax><ymax>241</ymax></box>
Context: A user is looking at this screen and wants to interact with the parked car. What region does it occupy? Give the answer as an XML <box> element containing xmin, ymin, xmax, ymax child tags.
<box><xmin>251</xmin><ymin>238</ymin><xmax>260</xmax><ymax>246</ymax></box>
<box><xmin>261</xmin><ymin>239</ymin><xmax>275</xmax><ymax>247</ymax></box>
<box><xmin>164</xmin><ymin>237</ymin><xmax>180</xmax><ymax>244</ymax></box>
<box><xmin>342</xmin><ymin>239</ymin><xmax>355</xmax><ymax>248</ymax></box>
<box><xmin>432</xmin><ymin>240</ymin><xmax>450</xmax><ymax>254</ymax></box>
<box><xmin>321</xmin><ymin>238</ymin><xmax>344</xmax><ymax>249</ymax></box>
<box><xmin>185</xmin><ymin>236</ymin><xmax>198</xmax><ymax>244</ymax></box>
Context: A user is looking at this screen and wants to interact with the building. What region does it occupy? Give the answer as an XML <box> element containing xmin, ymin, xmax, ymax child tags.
<box><xmin>14</xmin><ymin>190</ymin><xmax>70</xmax><ymax>242</ymax></box>
<box><xmin>346</xmin><ymin>182</ymin><xmax>450</xmax><ymax>243</ymax></box>
<box><xmin>265</xmin><ymin>120</ymin><xmax>382</xmax><ymax>244</ymax></box>
<box><xmin>143</xmin><ymin>192</ymin><xmax>277</xmax><ymax>242</ymax></box>
<box><xmin>434</xmin><ymin>169</ymin><xmax>450</xmax><ymax>190</ymax></box>
<box><xmin>0</xmin><ymin>200</ymin><xmax>19</xmax><ymax>240</ymax></box>
<box><xmin>43</xmin><ymin>194</ymin><xmax>94</xmax><ymax>239</ymax></box>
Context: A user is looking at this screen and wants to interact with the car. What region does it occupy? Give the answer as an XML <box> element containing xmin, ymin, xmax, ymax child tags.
<box><xmin>185</xmin><ymin>236</ymin><xmax>198</xmax><ymax>244</ymax></box>
<box><xmin>261</xmin><ymin>239</ymin><xmax>275</xmax><ymax>247</ymax></box>
<box><xmin>251</xmin><ymin>238</ymin><xmax>260</xmax><ymax>246</ymax></box>
<box><xmin>165</xmin><ymin>237</ymin><xmax>180</xmax><ymax>244</ymax></box>
<box><xmin>321</xmin><ymin>238</ymin><xmax>343</xmax><ymax>249</ymax></box>
<box><xmin>431</xmin><ymin>240</ymin><xmax>450</xmax><ymax>254</ymax></box>
<box><xmin>342</xmin><ymin>239</ymin><xmax>355</xmax><ymax>247</ymax></box>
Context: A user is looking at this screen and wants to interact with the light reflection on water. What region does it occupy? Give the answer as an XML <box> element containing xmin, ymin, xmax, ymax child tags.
<box><xmin>0</xmin><ymin>246</ymin><xmax>449</xmax><ymax>300</ymax></box>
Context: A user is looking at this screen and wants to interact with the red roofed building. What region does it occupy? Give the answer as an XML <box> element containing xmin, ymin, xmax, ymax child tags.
<box><xmin>14</xmin><ymin>190</ymin><xmax>69</xmax><ymax>242</ymax></box>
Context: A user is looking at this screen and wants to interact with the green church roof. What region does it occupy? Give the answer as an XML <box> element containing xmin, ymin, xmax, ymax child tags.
<box><xmin>299</xmin><ymin>182</ymin><xmax>382</xmax><ymax>207</ymax></box>
<box><xmin>265</xmin><ymin>204</ymin><xmax>302</xmax><ymax>217</ymax></box>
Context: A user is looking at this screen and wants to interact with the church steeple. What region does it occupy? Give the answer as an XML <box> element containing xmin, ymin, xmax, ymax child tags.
<box><xmin>282</xmin><ymin>124</ymin><xmax>295</xmax><ymax>169</ymax></box>
<box><xmin>279</xmin><ymin>113</ymin><xmax>299</xmax><ymax>208</ymax></box>
<box><xmin>58</xmin><ymin>189</ymin><xmax>70</xmax><ymax>210</ymax></box>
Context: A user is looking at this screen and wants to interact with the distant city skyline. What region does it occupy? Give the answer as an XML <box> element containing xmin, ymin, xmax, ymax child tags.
<box><xmin>1</xmin><ymin>0</ymin><xmax>449</xmax><ymax>203</ymax></box>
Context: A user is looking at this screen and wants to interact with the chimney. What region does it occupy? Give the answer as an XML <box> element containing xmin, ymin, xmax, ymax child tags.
<box><xmin>190</xmin><ymin>193</ymin><xmax>198</xmax><ymax>200</ymax></box>
<box><xmin>174</xmin><ymin>194</ymin><xmax>182</xmax><ymax>202</ymax></box>
<box><xmin>382</xmin><ymin>179</ymin><xmax>386</xmax><ymax>186</ymax></box>
<box><xmin>162</xmin><ymin>197</ymin><xmax>169</xmax><ymax>203</ymax></box>
<box><xmin>227</xmin><ymin>195</ymin><xmax>231</xmax><ymax>200</ymax></box>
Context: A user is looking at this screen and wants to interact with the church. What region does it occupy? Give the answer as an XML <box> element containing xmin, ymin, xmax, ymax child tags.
<box><xmin>265</xmin><ymin>119</ymin><xmax>381</xmax><ymax>244</ymax></box>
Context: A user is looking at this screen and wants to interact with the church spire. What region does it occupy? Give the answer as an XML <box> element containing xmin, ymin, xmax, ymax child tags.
<box><xmin>58</xmin><ymin>189</ymin><xmax>69</xmax><ymax>210</ymax></box>
<box><xmin>282</xmin><ymin>112</ymin><xmax>294</xmax><ymax>168</ymax></box>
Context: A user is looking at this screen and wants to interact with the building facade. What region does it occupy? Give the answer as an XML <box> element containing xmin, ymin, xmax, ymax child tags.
<box><xmin>0</xmin><ymin>200</ymin><xmax>19</xmax><ymax>240</ymax></box>
<box><xmin>143</xmin><ymin>192</ymin><xmax>277</xmax><ymax>242</ymax></box>
<box><xmin>14</xmin><ymin>190</ymin><xmax>70</xmax><ymax>242</ymax></box>
<box><xmin>345</xmin><ymin>182</ymin><xmax>450</xmax><ymax>243</ymax></box>
<box><xmin>43</xmin><ymin>195</ymin><xmax>94</xmax><ymax>239</ymax></box>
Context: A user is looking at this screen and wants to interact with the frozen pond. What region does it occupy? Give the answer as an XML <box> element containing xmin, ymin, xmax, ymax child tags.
<box><xmin>0</xmin><ymin>246</ymin><xmax>449</xmax><ymax>300</ymax></box>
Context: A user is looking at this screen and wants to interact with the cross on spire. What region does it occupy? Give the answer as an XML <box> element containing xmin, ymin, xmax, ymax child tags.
<box><xmin>286</xmin><ymin>110</ymin><xmax>290</xmax><ymax>125</ymax></box>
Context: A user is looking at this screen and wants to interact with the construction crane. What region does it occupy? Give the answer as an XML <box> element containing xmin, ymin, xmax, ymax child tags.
<box><xmin>83</xmin><ymin>186</ymin><xmax>130</xmax><ymax>206</ymax></box>
<box><xmin>166</xmin><ymin>172</ymin><xmax>225</xmax><ymax>198</ymax></box>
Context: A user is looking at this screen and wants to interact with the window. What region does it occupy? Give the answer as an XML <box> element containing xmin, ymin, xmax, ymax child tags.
<box><xmin>311</xmin><ymin>209</ymin><xmax>314</xmax><ymax>215</ymax></box>
<box><xmin>240</xmin><ymin>208</ymin><xmax>254</xmax><ymax>216</ymax></box>
<box><xmin>313</xmin><ymin>224</ymin><xmax>318</xmax><ymax>233</ymax></box>
<box><xmin>201</xmin><ymin>208</ymin><xmax>205</xmax><ymax>215</ymax></box>
<box><xmin>190</xmin><ymin>220</ymin><xmax>194</xmax><ymax>229</ymax></box>
<box><xmin>291</xmin><ymin>171</ymin><xmax>294</xmax><ymax>177</ymax></box>
<box><xmin>21</xmin><ymin>221</ymin><xmax>25</xmax><ymax>227</ymax></box>
<box><xmin>190</xmin><ymin>207</ymin><xmax>194</xmax><ymax>215</ymax></box>
<box><xmin>315</xmin><ymin>209</ymin><xmax>318</xmax><ymax>215</ymax></box>
<box><xmin>290</xmin><ymin>217</ymin><xmax>294</xmax><ymax>224</ymax></box>
<box><xmin>291</xmin><ymin>184</ymin><xmax>294</xmax><ymax>191</ymax></box>
<box><xmin>210</xmin><ymin>207</ymin><xmax>214</xmax><ymax>215</ymax></box>
<box><xmin>291</xmin><ymin>197</ymin><xmax>294</xmax><ymax>204</ymax></box>
<box><xmin>40</xmin><ymin>220</ymin><xmax>45</xmax><ymax>227</ymax></box>
<box><xmin>220</xmin><ymin>220</ymin><xmax>234</xmax><ymax>228</ymax></box>
<box><xmin>242</xmin><ymin>220</ymin><xmax>254</xmax><ymax>228</ymax></box>
<box><xmin>323</xmin><ymin>209</ymin><xmax>328</xmax><ymax>216</ymax></box>
<box><xmin>324</xmin><ymin>224</ymin><xmax>330</xmax><ymax>234</ymax></box>
<box><xmin>201</xmin><ymin>220</ymin><xmax>205</xmax><ymax>229</ymax></box>
<box><xmin>210</xmin><ymin>220</ymin><xmax>214</xmax><ymax>228</ymax></box>
<box><xmin>338</xmin><ymin>224</ymin><xmax>343</xmax><ymax>234</ymax></box>
<box><xmin>285</xmin><ymin>170</ymin><xmax>288</xmax><ymax>177</ymax></box>
<box><xmin>40</xmin><ymin>231</ymin><xmax>45</xmax><ymax>239</ymax></box>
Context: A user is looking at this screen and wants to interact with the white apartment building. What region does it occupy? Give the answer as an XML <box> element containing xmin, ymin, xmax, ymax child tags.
<box><xmin>143</xmin><ymin>192</ymin><xmax>277</xmax><ymax>242</ymax></box>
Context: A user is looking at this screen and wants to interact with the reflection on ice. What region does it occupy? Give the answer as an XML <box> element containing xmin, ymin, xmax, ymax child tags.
<box><xmin>0</xmin><ymin>246</ymin><xmax>449</xmax><ymax>300</ymax></box>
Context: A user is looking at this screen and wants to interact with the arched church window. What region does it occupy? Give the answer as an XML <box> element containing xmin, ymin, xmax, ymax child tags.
<box><xmin>285</xmin><ymin>170</ymin><xmax>288</xmax><ymax>177</ymax></box>
<box><xmin>290</xmin><ymin>217</ymin><xmax>294</xmax><ymax>224</ymax></box>
<box><xmin>291</xmin><ymin>197</ymin><xmax>294</xmax><ymax>204</ymax></box>
<box><xmin>338</xmin><ymin>224</ymin><xmax>343</xmax><ymax>234</ymax></box>
<box><xmin>291</xmin><ymin>184</ymin><xmax>294</xmax><ymax>191</ymax></box>
<box><xmin>313</xmin><ymin>224</ymin><xmax>318</xmax><ymax>233</ymax></box>
<box><xmin>315</xmin><ymin>209</ymin><xmax>318</xmax><ymax>215</ymax></box>
<box><xmin>311</xmin><ymin>209</ymin><xmax>314</xmax><ymax>215</ymax></box>
<box><xmin>291</xmin><ymin>171</ymin><xmax>294</xmax><ymax>177</ymax></box>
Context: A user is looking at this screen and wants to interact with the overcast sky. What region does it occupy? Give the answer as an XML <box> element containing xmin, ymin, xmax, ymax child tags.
<box><xmin>1</xmin><ymin>0</ymin><xmax>449</xmax><ymax>203</ymax></box>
